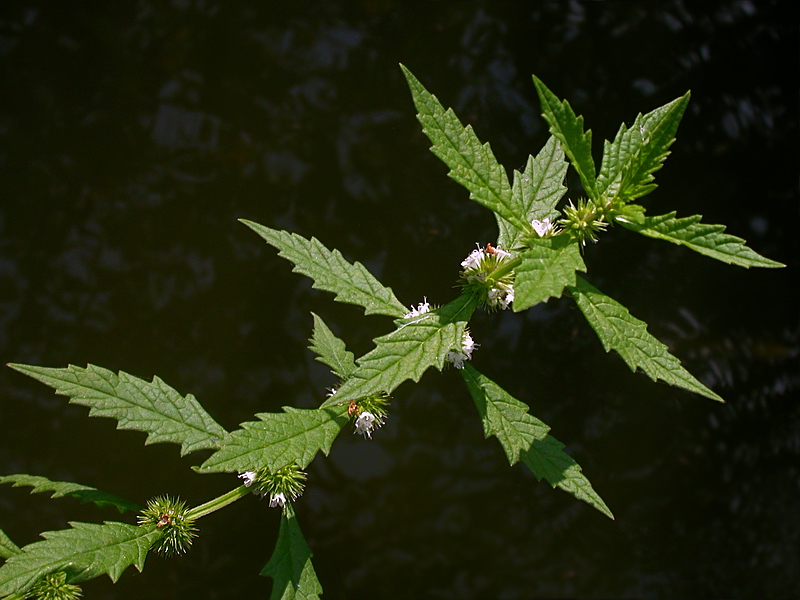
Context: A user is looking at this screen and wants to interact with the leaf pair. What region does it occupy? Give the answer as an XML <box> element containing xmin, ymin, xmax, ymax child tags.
<box><xmin>532</xmin><ymin>73</ymin><xmax>782</xmax><ymax>269</ymax></box>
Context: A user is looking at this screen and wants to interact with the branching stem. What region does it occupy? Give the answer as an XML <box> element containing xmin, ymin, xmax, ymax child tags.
<box><xmin>186</xmin><ymin>485</ymin><xmax>251</xmax><ymax>520</ymax></box>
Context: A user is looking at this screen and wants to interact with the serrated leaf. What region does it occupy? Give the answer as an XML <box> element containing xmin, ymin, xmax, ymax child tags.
<box><xmin>0</xmin><ymin>521</ymin><xmax>161</xmax><ymax>597</ymax></box>
<box><xmin>198</xmin><ymin>405</ymin><xmax>349</xmax><ymax>474</ymax></box>
<box><xmin>500</xmin><ymin>136</ymin><xmax>569</xmax><ymax>249</ymax></box>
<box><xmin>513</xmin><ymin>235</ymin><xmax>586</xmax><ymax>311</ymax></box>
<box><xmin>8</xmin><ymin>364</ymin><xmax>227</xmax><ymax>456</ymax></box>
<box><xmin>308</xmin><ymin>313</ymin><xmax>356</xmax><ymax>379</ymax></box>
<box><xmin>532</xmin><ymin>76</ymin><xmax>597</xmax><ymax>199</ymax></box>
<box><xmin>240</xmin><ymin>220</ymin><xmax>407</xmax><ymax>317</ymax></box>
<box><xmin>461</xmin><ymin>364</ymin><xmax>613</xmax><ymax>519</ymax></box>
<box><xmin>321</xmin><ymin>293</ymin><xmax>478</xmax><ymax>407</ymax></box>
<box><xmin>518</xmin><ymin>437</ymin><xmax>613</xmax><ymax>519</ymax></box>
<box><xmin>0</xmin><ymin>474</ymin><xmax>141</xmax><ymax>514</ymax></box>
<box><xmin>0</xmin><ymin>529</ymin><xmax>21</xmax><ymax>560</ymax></box>
<box><xmin>596</xmin><ymin>92</ymin><xmax>690</xmax><ymax>202</ymax></box>
<box><xmin>569</xmin><ymin>276</ymin><xmax>723</xmax><ymax>401</ymax></box>
<box><xmin>401</xmin><ymin>65</ymin><xmax>530</xmax><ymax>234</ymax></box>
<box><xmin>618</xmin><ymin>211</ymin><xmax>785</xmax><ymax>268</ymax></box>
<box><xmin>261</xmin><ymin>504</ymin><xmax>322</xmax><ymax>600</ymax></box>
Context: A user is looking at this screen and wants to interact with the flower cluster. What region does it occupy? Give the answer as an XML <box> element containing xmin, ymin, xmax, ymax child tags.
<box><xmin>403</xmin><ymin>298</ymin><xmax>431</xmax><ymax>319</ymax></box>
<box><xmin>558</xmin><ymin>198</ymin><xmax>608</xmax><ymax>245</ymax></box>
<box><xmin>354</xmin><ymin>411</ymin><xmax>383</xmax><ymax>438</ymax></box>
<box><xmin>29</xmin><ymin>571</ymin><xmax>83</xmax><ymax>600</ymax></box>
<box><xmin>349</xmin><ymin>392</ymin><xmax>390</xmax><ymax>439</ymax></box>
<box><xmin>446</xmin><ymin>330</ymin><xmax>478</xmax><ymax>369</ymax></box>
<box><xmin>237</xmin><ymin>464</ymin><xmax>307</xmax><ymax>508</ymax></box>
<box><xmin>459</xmin><ymin>243</ymin><xmax>515</xmax><ymax>310</ymax></box>
<box><xmin>138</xmin><ymin>495</ymin><xmax>198</xmax><ymax>555</ymax></box>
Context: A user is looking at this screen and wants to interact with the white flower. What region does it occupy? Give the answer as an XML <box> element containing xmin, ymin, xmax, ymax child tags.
<box><xmin>404</xmin><ymin>297</ymin><xmax>431</xmax><ymax>319</ymax></box>
<box><xmin>498</xmin><ymin>287</ymin><xmax>514</xmax><ymax>309</ymax></box>
<box><xmin>487</xmin><ymin>284</ymin><xmax>515</xmax><ymax>310</ymax></box>
<box><xmin>531</xmin><ymin>218</ymin><xmax>554</xmax><ymax>237</ymax></box>
<box><xmin>460</xmin><ymin>331</ymin><xmax>477</xmax><ymax>358</ymax></box>
<box><xmin>446</xmin><ymin>331</ymin><xmax>478</xmax><ymax>369</ymax></box>
<box><xmin>446</xmin><ymin>350</ymin><xmax>466</xmax><ymax>369</ymax></box>
<box><xmin>238</xmin><ymin>471</ymin><xmax>257</xmax><ymax>487</ymax></box>
<box><xmin>354</xmin><ymin>410</ymin><xmax>384</xmax><ymax>439</ymax></box>
<box><xmin>269</xmin><ymin>492</ymin><xmax>287</xmax><ymax>508</ymax></box>
<box><xmin>460</xmin><ymin>244</ymin><xmax>486</xmax><ymax>270</ymax></box>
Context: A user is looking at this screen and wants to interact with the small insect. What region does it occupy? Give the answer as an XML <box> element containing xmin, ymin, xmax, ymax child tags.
<box><xmin>157</xmin><ymin>510</ymin><xmax>174</xmax><ymax>527</ymax></box>
<box><xmin>485</xmin><ymin>242</ymin><xmax>498</xmax><ymax>255</ymax></box>
<box><xmin>347</xmin><ymin>400</ymin><xmax>359</xmax><ymax>417</ymax></box>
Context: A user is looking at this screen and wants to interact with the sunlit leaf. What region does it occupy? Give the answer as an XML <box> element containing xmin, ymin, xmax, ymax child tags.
<box><xmin>0</xmin><ymin>522</ymin><xmax>161</xmax><ymax>598</ymax></box>
<box><xmin>8</xmin><ymin>363</ymin><xmax>227</xmax><ymax>456</ymax></box>
<box><xmin>513</xmin><ymin>235</ymin><xmax>585</xmax><ymax>311</ymax></box>
<box><xmin>308</xmin><ymin>313</ymin><xmax>356</xmax><ymax>380</ymax></box>
<box><xmin>596</xmin><ymin>92</ymin><xmax>690</xmax><ymax>202</ymax></box>
<box><xmin>321</xmin><ymin>293</ymin><xmax>478</xmax><ymax>407</ymax></box>
<box><xmin>0</xmin><ymin>474</ymin><xmax>141</xmax><ymax>514</ymax></box>
<box><xmin>240</xmin><ymin>220</ymin><xmax>407</xmax><ymax>317</ymax></box>
<box><xmin>532</xmin><ymin>76</ymin><xmax>597</xmax><ymax>199</ymax></box>
<box><xmin>617</xmin><ymin>211</ymin><xmax>785</xmax><ymax>268</ymax></box>
<box><xmin>402</xmin><ymin>65</ymin><xmax>530</xmax><ymax>235</ymax></box>
<box><xmin>569</xmin><ymin>276</ymin><xmax>723</xmax><ymax>401</ymax></box>
<box><xmin>461</xmin><ymin>364</ymin><xmax>613</xmax><ymax>519</ymax></box>
<box><xmin>0</xmin><ymin>529</ymin><xmax>21</xmax><ymax>560</ymax></box>
<box><xmin>500</xmin><ymin>136</ymin><xmax>569</xmax><ymax>249</ymax></box>
<box><xmin>198</xmin><ymin>405</ymin><xmax>349</xmax><ymax>474</ymax></box>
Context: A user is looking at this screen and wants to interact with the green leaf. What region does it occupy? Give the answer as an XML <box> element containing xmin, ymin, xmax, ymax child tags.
<box><xmin>0</xmin><ymin>474</ymin><xmax>141</xmax><ymax>514</ymax></box>
<box><xmin>461</xmin><ymin>364</ymin><xmax>613</xmax><ymax>519</ymax></box>
<box><xmin>500</xmin><ymin>136</ymin><xmax>569</xmax><ymax>249</ymax></box>
<box><xmin>401</xmin><ymin>65</ymin><xmax>530</xmax><ymax>234</ymax></box>
<box><xmin>596</xmin><ymin>92</ymin><xmax>690</xmax><ymax>202</ymax></box>
<box><xmin>532</xmin><ymin>76</ymin><xmax>597</xmax><ymax>198</ymax></box>
<box><xmin>513</xmin><ymin>235</ymin><xmax>586</xmax><ymax>311</ymax></box>
<box><xmin>240</xmin><ymin>220</ymin><xmax>407</xmax><ymax>318</ymax></box>
<box><xmin>321</xmin><ymin>293</ymin><xmax>478</xmax><ymax>407</ymax></box>
<box><xmin>569</xmin><ymin>276</ymin><xmax>723</xmax><ymax>401</ymax></box>
<box><xmin>617</xmin><ymin>211</ymin><xmax>785</xmax><ymax>268</ymax></box>
<box><xmin>198</xmin><ymin>405</ymin><xmax>349</xmax><ymax>474</ymax></box>
<box><xmin>261</xmin><ymin>504</ymin><xmax>322</xmax><ymax>600</ymax></box>
<box><xmin>7</xmin><ymin>364</ymin><xmax>227</xmax><ymax>456</ymax></box>
<box><xmin>0</xmin><ymin>529</ymin><xmax>21</xmax><ymax>560</ymax></box>
<box><xmin>0</xmin><ymin>522</ymin><xmax>161</xmax><ymax>597</ymax></box>
<box><xmin>308</xmin><ymin>313</ymin><xmax>356</xmax><ymax>380</ymax></box>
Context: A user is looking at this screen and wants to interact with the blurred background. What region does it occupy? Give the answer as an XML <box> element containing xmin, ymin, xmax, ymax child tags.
<box><xmin>0</xmin><ymin>1</ymin><xmax>797</xmax><ymax>598</ymax></box>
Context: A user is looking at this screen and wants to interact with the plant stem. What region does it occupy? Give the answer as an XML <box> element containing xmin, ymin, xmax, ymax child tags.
<box><xmin>186</xmin><ymin>485</ymin><xmax>252</xmax><ymax>520</ymax></box>
<box><xmin>488</xmin><ymin>256</ymin><xmax>521</xmax><ymax>281</ymax></box>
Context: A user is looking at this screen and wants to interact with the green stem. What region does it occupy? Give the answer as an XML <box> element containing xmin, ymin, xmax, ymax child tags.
<box><xmin>186</xmin><ymin>485</ymin><xmax>252</xmax><ymax>520</ymax></box>
<box><xmin>488</xmin><ymin>256</ymin><xmax>521</xmax><ymax>282</ymax></box>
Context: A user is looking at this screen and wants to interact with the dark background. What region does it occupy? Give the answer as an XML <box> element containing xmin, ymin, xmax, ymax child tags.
<box><xmin>1</xmin><ymin>1</ymin><xmax>797</xmax><ymax>598</ymax></box>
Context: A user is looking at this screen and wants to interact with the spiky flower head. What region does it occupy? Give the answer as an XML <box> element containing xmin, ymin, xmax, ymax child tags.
<box><xmin>459</xmin><ymin>243</ymin><xmax>516</xmax><ymax>310</ymax></box>
<box><xmin>349</xmin><ymin>392</ymin><xmax>390</xmax><ymax>438</ymax></box>
<box><xmin>241</xmin><ymin>463</ymin><xmax>307</xmax><ymax>507</ymax></box>
<box><xmin>29</xmin><ymin>571</ymin><xmax>82</xmax><ymax>600</ymax></box>
<box><xmin>138</xmin><ymin>495</ymin><xmax>197</xmax><ymax>556</ymax></box>
<box><xmin>558</xmin><ymin>198</ymin><xmax>608</xmax><ymax>245</ymax></box>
